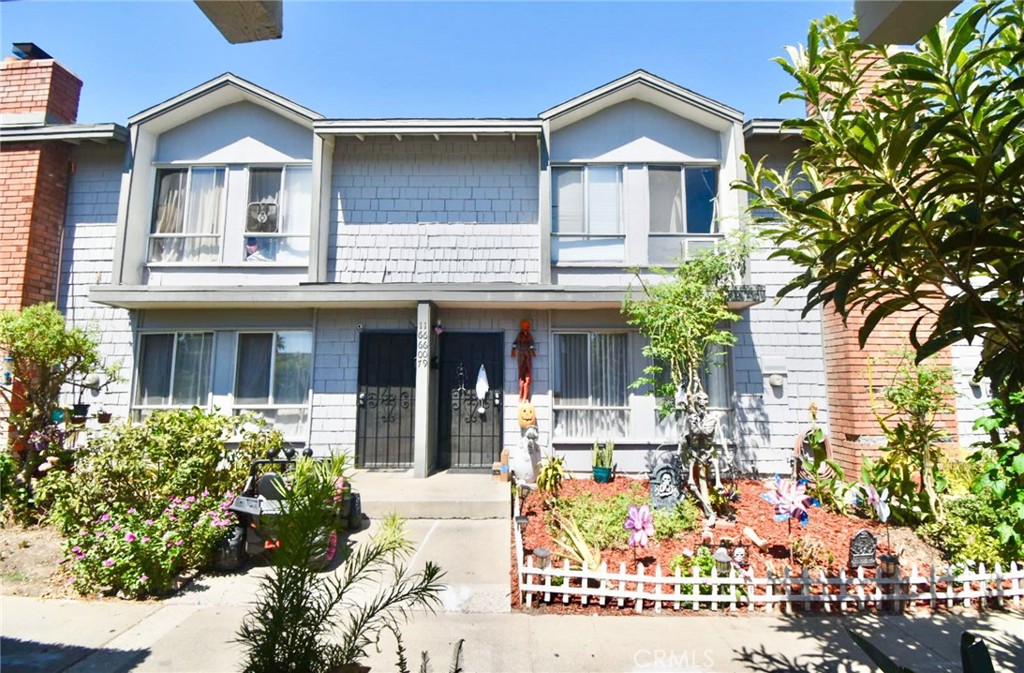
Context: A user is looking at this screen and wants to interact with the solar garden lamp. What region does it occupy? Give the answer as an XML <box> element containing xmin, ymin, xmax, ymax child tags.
<box><xmin>713</xmin><ymin>546</ymin><xmax>732</xmax><ymax>575</ymax></box>
<box><xmin>534</xmin><ymin>546</ymin><xmax>551</xmax><ymax>570</ymax></box>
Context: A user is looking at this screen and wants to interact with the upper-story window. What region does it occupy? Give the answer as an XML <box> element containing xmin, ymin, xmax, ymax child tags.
<box><xmin>150</xmin><ymin>168</ymin><xmax>226</xmax><ymax>263</ymax></box>
<box><xmin>148</xmin><ymin>164</ymin><xmax>312</xmax><ymax>265</ymax></box>
<box><xmin>648</xmin><ymin>166</ymin><xmax>719</xmax><ymax>234</ymax></box>
<box><xmin>244</xmin><ymin>166</ymin><xmax>312</xmax><ymax>264</ymax></box>
<box><xmin>552</xmin><ymin>166</ymin><xmax>624</xmax><ymax>263</ymax></box>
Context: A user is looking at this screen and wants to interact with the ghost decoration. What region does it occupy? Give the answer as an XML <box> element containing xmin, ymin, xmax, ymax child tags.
<box><xmin>475</xmin><ymin>365</ymin><xmax>489</xmax><ymax>415</ymax></box>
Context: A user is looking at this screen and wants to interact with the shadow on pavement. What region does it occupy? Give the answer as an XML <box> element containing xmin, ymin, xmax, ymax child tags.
<box><xmin>731</xmin><ymin>612</ymin><xmax>1024</xmax><ymax>673</ymax></box>
<box><xmin>0</xmin><ymin>636</ymin><xmax>148</xmax><ymax>673</ymax></box>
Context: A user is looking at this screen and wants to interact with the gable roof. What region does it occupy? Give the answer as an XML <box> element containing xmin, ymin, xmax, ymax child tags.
<box><xmin>540</xmin><ymin>70</ymin><xmax>742</xmax><ymax>131</ymax></box>
<box><xmin>128</xmin><ymin>73</ymin><xmax>323</xmax><ymax>134</ymax></box>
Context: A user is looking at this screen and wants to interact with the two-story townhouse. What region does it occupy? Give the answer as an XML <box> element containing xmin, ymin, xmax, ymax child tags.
<box><xmin>34</xmin><ymin>59</ymin><xmax>990</xmax><ymax>478</ymax></box>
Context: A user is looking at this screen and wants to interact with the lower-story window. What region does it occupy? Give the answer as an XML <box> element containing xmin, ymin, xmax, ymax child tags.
<box><xmin>552</xmin><ymin>332</ymin><xmax>629</xmax><ymax>438</ymax></box>
<box><xmin>134</xmin><ymin>332</ymin><xmax>214</xmax><ymax>416</ymax></box>
<box><xmin>233</xmin><ymin>330</ymin><xmax>313</xmax><ymax>439</ymax></box>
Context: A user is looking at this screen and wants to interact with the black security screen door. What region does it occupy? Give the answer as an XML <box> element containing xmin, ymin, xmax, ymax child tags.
<box><xmin>437</xmin><ymin>332</ymin><xmax>504</xmax><ymax>470</ymax></box>
<box><xmin>356</xmin><ymin>332</ymin><xmax>415</xmax><ymax>468</ymax></box>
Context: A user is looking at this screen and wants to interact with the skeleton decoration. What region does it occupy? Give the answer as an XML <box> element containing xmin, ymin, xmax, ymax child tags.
<box><xmin>679</xmin><ymin>390</ymin><xmax>732</xmax><ymax>520</ymax></box>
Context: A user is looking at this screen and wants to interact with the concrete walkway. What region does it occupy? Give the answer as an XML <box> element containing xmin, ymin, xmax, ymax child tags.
<box><xmin>3</xmin><ymin>472</ymin><xmax>1023</xmax><ymax>672</ymax></box>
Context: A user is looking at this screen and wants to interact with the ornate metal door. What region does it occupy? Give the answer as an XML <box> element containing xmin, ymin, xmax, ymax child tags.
<box><xmin>356</xmin><ymin>332</ymin><xmax>415</xmax><ymax>468</ymax></box>
<box><xmin>437</xmin><ymin>332</ymin><xmax>504</xmax><ymax>470</ymax></box>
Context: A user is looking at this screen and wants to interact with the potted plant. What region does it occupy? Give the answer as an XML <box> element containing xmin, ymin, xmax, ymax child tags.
<box><xmin>592</xmin><ymin>438</ymin><xmax>614</xmax><ymax>483</ymax></box>
<box><xmin>96</xmin><ymin>408</ymin><xmax>112</xmax><ymax>424</ymax></box>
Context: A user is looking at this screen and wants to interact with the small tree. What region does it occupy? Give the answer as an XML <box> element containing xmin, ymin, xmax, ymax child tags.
<box><xmin>622</xmin><ymin>234</ymin><xmax>750</xmax><ymax>415</ymax></box>
<box><xmin>622</xmin><ymin>233</ymin><xmax>751</xmax><ymax>515</ymax></box>
<box><xmin>0</xmin><ymin>302</ymin><xmax>118</xmax><ymax>510</ymax></box>
<box><xmin>866</xmin><ymin>353</ymin><xmax>955</xmax><ymax>523</ymax></box>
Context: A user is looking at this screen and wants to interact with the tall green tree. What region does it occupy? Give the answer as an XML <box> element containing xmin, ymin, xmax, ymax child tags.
<box><xmin>738</xmin><ymin>2</ymin><xmax>1024</xmax><ymax>428</ymax></box>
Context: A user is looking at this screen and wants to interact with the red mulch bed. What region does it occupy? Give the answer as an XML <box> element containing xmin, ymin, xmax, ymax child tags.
<box><xmin>511</xmin><ymin>476</ymin><xmax>943</xmax><ymax>614</ymax></box>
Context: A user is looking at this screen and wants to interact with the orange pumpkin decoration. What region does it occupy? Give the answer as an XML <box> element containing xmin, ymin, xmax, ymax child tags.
<box><xmin>517</xmin><ymin>400</ymin><xmax>537</xmax><ymax>429</ymax></box>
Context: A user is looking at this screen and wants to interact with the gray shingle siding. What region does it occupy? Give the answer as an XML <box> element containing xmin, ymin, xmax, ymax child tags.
<box><xmin>329</xmin><ymin>137</ymin><xmax>540</xmax><ymax>284</ymax></box>
<box><xmin>59</xmin><ymin>143</ymin><xmax>134</xmax><ymax>415</ymax></box>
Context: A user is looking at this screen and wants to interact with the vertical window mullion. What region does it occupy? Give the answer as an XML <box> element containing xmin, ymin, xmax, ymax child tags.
<box><xmin>168</xmin><ymin>333</ymin><xmax>179</xmax><ymax>404</ymax></box>
<box><xmin>582</xmin><ymin>168</ymin><xmax>589</xmax><ymax>235</ymax></box>
<box><xmin>678</xmin><ymin>169</ymin><xmax>687</xmax><ymax>234</ymax></box>
<box><xmin>268</xmin><ymin>332</ymin><xmax>277</xmax><ymax>406</ymax></box>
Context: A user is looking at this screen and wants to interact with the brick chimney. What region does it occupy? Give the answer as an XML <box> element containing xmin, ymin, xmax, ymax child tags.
<box><xmin>813</xmin><ymin>53</ymin><xmax>959</xmax><ymax>474</ymax></box>
<box><xmin>0</xmin><ymin>43</ymin><xmax>82</xmax><ymax>310</ymax></box>
<box><xmin>0</xmin><ymin>42</ymin><xmax>82</xmax><ymax>125</ymax></box>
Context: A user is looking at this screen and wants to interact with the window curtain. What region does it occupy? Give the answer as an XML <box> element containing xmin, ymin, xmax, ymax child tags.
<box><xmin>279</xmin><ymin>167</ymin><xmax>312</xmax><ymax>262</ymax></box>
<box><xmin>171</xmin><ymin>333</ymin><xmax>213</xmax><ymax>406</ymax></box>
<box><xmin>184</xmin><ymin>168</ymin><xmax>224</xmax><ymax>261</ymax></box>
<box><xmin>136</xmin><ymin>334</ymin><xmax>173</xmax><ymax>406</ymax></box>
<box><xmin>590</xmin><ymin>334</ymin><xmax>627</xmax><ymax>406</ymax></box>
<box><xmin>236</xmin><ymin>334</ymin><xmax>274</xmax><ymax>404</ymax></box>
<box><xmin>587</xmin><ymin>167</ymin><xmax>621</xmax><ymax>234</ymax></box>
<box><xmin>554</xmin><ymin>334</ymin><xmax>588</xmax><ymax>405</ymax></box>
<box><xmin>649</xmin><ymin>167</ymin><xmax>684</xmax><ymax>233</ymax></box>
<box><xmin>553</xmin><ymin>168</ymin><xmax>584</xmax><ymax>233</ymax></box>
<box><xmin>153</xmin><ymin>171</ymin><xmax>185</xmax><ymax>234</ymax></box>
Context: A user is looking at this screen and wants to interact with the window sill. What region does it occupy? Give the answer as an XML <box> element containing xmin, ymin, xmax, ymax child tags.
<box><xmin>147</xmin><ymin>263</ymin><xmax>309</xmax><ymax>269</ymax></box>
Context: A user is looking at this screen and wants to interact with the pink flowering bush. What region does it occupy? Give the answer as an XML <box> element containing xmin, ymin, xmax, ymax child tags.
<box><xmin>63</xmin><ymin>491</ymin><xmax>236</xmax><ymax>597</ymax></box>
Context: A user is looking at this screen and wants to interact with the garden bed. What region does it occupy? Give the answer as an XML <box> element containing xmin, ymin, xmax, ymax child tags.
<box><xmin>511</xmin><ymin>476</ymin><xmax>1024</xmax><ymax>614</ymax></box>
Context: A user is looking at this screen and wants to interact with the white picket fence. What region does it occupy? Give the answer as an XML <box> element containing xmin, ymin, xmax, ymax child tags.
<box><xmin>513</xmin><ymin>500</ymin><xmax>1024</xmax><ymax>613</ymax></box>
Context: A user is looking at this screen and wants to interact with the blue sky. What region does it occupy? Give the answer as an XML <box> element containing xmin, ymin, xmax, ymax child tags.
<box><xmin>2</xmin><ymin>1</ymin><xmax>853</xmax><ymax>124</ymax></box>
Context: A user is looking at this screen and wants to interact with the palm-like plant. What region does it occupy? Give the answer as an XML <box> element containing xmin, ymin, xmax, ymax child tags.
<box><xmin>237</xmin><ymin>457</ymin><xmax>445</xmax><ymax>673</ymax></box>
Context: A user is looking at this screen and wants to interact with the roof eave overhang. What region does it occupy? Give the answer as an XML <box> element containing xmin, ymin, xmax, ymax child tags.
<box><xmin>128</xmin><ymin>74</ymin><xmax>323</xmax><ymax>134</ymax></box>
<box><xmin>89</xmin><ymin>284</ymin><xmax>765</xmax><ymax>311</ymax></box>
<box><xmin>540</xmin><ymin>71</ymin><xmax>743</xmax><ymax>132</ymax></box>
<box><xmin>314</xmin><ymin>119</ymin><xmax>543</xmax><ymax>138</ymax></box>
<box><xmin>742</xmin><ymin>119</ymin><xmax>803</xmax><ymax>139</ymax></box>
<box><xmin>0</xmin><ymin>123</ymin><xmax>128</xmax><ymax>145</ymax></box>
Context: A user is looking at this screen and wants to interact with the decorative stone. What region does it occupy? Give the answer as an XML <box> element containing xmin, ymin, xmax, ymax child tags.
<box><xmin>650</xmin><ymin>462</ymin><xmax>681</xmax><ymax>510</ymax></box>
<box><xmin>849</xmin><ymin>529</ymin><xmax>878</xmax><ymax>569</ymax></box>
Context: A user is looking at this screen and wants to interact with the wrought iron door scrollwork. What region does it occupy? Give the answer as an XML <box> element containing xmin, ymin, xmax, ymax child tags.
<box><xmin>362</xmin><ymin>386</ymin><xmax>411</xmax><ymax>425</ymax></box>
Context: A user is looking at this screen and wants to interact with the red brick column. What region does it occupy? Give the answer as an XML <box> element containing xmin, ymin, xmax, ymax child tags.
<box><xmin>823</xmin><ymin>306</ymin><xmax>959</xmax><ymax>476</ymax></box>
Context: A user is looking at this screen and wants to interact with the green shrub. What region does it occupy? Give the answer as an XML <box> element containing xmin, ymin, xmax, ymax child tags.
<box><xmin>920</xmin><ymin>495</ymin><xmax>1006</xmax><ymax>567</ymax></box>
<box><xmin>63</xmin><ymin>491</ymin><xmax>234</xmax><ymax>597</ymax></box>
<box><xmin>971</xmin><ymin>390</ymin><xmax>1024</xmax><ymax>559</ymax></box>
<box><xmin>652</xmin><ymin>499</ymin><xmax>702</xmax><ymax>541</ymax></box>
<box><xmin>41</xmin><ymin>408</ymin><xmax>272</xmax><ymax>536</ymax></box>
<box><xmin>38</xmin><ymin>408</ymin><xmax>283</xmax><ymax>597</ymax></box>
<box><xmin>669</xmin><ymin>547</ymin><xmax>716</xmax><ymax>594</ymax></box>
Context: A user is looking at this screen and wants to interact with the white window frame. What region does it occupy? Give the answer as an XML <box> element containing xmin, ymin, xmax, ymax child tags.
<box><xmin>231</xmin><ymin>329</ymin><xmax>314</xmax><ymax>440</ymax></box>
<box><xmin>148</xmin><ymin>166</ymin><xmax>228</xmax><ymax>264</ymax></box>
<box><xmin>646</xmin><ymin>164</ymin><xmax>720</xmax><ymax>235</ymax></box>
<box><xmin>551</xmin><ymin>330</ymin><xmax>631</xmax><ymax>439</ymax></box>
<box><xmin>132</xmin><ymin>331</ymin><xmax>216</xmax><ymax>418</ymax></box>
<box><xmin>242</xmin><ymin>164</ymin><xmax>313</xmax><ymax>265</ymax></box>
<box><xmin>147</xmin><ymin>163</ymin><xmax>313</xmax><ymax>267</ymax></box>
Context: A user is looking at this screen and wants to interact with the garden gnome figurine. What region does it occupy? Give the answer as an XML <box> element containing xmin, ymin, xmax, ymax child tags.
<box><xmin>509</xmin><ymin>424</ymin><xmax>542</xmax><ymax>487</ymax></box>
<box><xmin>511</xmin><ymin>319</ymin><xmax>536</xmax><ymax>400</ymax></box>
